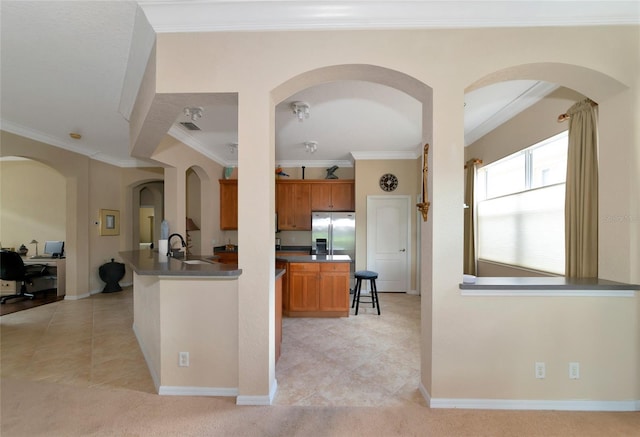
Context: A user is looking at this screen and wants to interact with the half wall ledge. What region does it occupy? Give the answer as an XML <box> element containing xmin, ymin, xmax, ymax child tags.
<box><xmin>459</xmin><ymin>277</ymin><xmax>639</xmax><ymax>297</ymax></box>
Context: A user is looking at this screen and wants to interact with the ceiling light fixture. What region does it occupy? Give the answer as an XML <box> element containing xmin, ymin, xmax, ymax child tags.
<box><xmin>291</xmin><ymin>101</ymin><xmax>310</xmax><ymax>122</ymax></box>
<box><xmin>304</xmin><ymin>141</ymin><xmax>318</xmax><ymax>154</ymax></box>
<box><xmin>183</xmin><ymin>107</ymin><xmax>203</xmax><ymax>121</ymax></box>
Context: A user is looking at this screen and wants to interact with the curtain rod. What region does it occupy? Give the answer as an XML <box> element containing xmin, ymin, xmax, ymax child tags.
<box><xmin>464</xmin><ymin>158</ymin><xmax>482</xmax><ymax>169</ymax></box>
<box><xmin>557</xmin><ymin>99</ymin><xmax>598</xmax><ymax>123</ymax></box>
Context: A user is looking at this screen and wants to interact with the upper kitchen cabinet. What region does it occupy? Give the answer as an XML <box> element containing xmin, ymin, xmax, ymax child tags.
<box><xmin>277</xmin><ymin>181</ymin><xmax>311</xmax><ymax>230</ymax></box>
<box><xmin>219</xmin><ymin>180</ymin><xmax>238</xmax><ymax>230</ymax></box>
<box><xmin>310</xmin><ymin>180</ymin><xmax>355</xmax><ymax>211</ymax></box>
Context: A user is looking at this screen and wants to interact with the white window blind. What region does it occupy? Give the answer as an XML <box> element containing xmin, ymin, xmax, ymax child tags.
<box><xmin>477</xmin><ymin>131</ymin><xmax>568</xmax><ymax>274</ymax></box>
<box><xmin>477</xmin><ymin>184</ymin><xmax>565</xmax><ymax>274</ymax></box>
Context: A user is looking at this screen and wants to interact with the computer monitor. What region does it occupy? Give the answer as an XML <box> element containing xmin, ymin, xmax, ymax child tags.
<box><xmin>43</xmin><ymin>240</ymin><xmax>64</xmax><ymax>258</ymax></box>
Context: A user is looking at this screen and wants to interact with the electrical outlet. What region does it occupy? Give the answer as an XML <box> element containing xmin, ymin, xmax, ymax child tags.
<box><xmin>535</xmin><ymin>362</ymin><xmax>546</xmax><ymax>379</ymax></box>
<box><xmin>569</xmin><ymin>362</ymin><xmax>580</xmax><ymax>379</ymax></box>
<box><xmin>179</xmin><ymin>351</ymin><xmax>190</xmax><ymax>367</ymax></box>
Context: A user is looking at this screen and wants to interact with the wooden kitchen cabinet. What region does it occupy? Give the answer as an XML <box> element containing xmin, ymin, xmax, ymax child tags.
<box><xmin>275</xmin><ymin>272</ymin><xmax>283</xmax><ymax>363</ymax></box>
<box><xmin>276</xmin><ymin>259</ymin><xmax>289</xmax><ymax>313</ymax></box>
<box><xmin>285</xmin><ymin>261</ymin><xmax>350</xmax><ymax>317</ymax></box>
<box><xmin>215</xmin><ymin>251</ymin><xmax>238</xmax><ymax>264</ymax></box>
<box><xmin>288</xmin><ymin>263</ymin><xmax>320</xmax><ymax>311</ymax></box>
<box><xmin>318</xmin><ymin>263</ymin><xmax>351</xmax><ymax>311</ymax></box>
<box><xmin>310</xmin><ymin>180</ymin><xmax>355</xmax><ymax>211</ymax></box>
<box><xmin>276</xmin><ymin>181</ymin><xmax>311</xmax><ymax>230</ymax></box>
<box><xmin>219</xmin><ymin>180</ymin><xmax>238</xmax><ymax>230</ymax></box>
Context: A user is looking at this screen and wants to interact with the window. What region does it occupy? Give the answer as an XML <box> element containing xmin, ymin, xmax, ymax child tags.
<box><xmin>477</xmin><ymin>131</ymin><xmax>568</xmax><ymax>274</ymax></box>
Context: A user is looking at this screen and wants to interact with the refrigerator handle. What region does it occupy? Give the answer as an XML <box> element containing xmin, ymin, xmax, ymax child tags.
<box><xmin>329</xmin><ymin>223</ymin><xmax>333</xmax><ymax>255</ymax></box>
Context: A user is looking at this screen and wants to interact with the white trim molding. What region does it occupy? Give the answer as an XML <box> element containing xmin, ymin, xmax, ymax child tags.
<box><xmin>235</xmin><ymin>379</ymin><xmax>278</xmax><ymax>405</ymax></box>
<box><xmin>236</xmin><ymin>394</ymin><xmax>274</xmax><ymax>406</ymax></box>
<box><xmin>138</xmin><ymin>1</ymin><xmax>640</xmax><ymax>34</ymax></box>
<box><xmin>159</xmin><ymin>386</ymin><xmax>238</xmax><ymax>397</ymax></box>
<box><xmin>430</xmin><ymin>397</ymin><xmax>640</xmax><ymax>412</ymax></box>
<box><xmin>420</xmin><ymin>383</ymin><xmax>639</xmax><ymax>412</ymax></box>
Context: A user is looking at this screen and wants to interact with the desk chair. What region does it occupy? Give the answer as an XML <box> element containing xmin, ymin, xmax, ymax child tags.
<box><xmin>0</xmin><ymin>250</ymin><xmax>48</xmax><ymax>304</ymax></box>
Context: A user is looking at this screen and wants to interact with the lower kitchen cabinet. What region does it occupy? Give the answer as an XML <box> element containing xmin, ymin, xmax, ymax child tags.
<box><xmin>275</xmin><ymin>272</ymin><xmax>283</xmax><ymax>363</ymax></box>
<box><xmin>285</xmin><ymin>261</ymin><xmax>350</xmax><ymax>317</ymax></box>
<box><xmin>215</xmin><ymin>251</ymin><xmax>238</xmax><ymax>264</ymax></box>
<box><xmin>318</xmin><ymin>263</ymin><xmax>351</xmax><ymax>311</ymax></box>
<box><xmin>289</xmin><ymin>263</ymin><xmax>320</xmax><ymax>312</ymax></box>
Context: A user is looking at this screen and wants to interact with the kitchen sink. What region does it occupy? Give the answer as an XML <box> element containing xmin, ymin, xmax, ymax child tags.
<box><xmin>182</xmin><ymin>259</ymin><xmax>213</xmax><ymax>265</ymax></box>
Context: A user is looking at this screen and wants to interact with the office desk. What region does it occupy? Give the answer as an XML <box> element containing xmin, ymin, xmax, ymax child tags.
<box><xmin>0</xmin><ymin>257</ymin><xmax>66</xmax><ymax>298</ymax></box>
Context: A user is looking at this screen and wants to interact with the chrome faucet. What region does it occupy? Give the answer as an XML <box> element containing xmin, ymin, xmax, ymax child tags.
<box><xmin>167</xmin><ymin>233</ymin><xmax>186</xmax><ymax>257</ymax></box>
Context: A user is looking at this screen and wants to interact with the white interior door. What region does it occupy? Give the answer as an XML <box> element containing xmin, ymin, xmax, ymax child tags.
<box><xmin>366</xmin><ymin>196</ymin><xmax>410</xmax><ymax>292</ymax></box>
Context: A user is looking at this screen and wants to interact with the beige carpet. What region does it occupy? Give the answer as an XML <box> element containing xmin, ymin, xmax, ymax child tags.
<box><xmin>2</xmin><ymin>289</ymin><xmax>639</xmax><ymax>436</ymax></box>
<box><xmin>3</xmin><ymin>377</ymin><xmax>640</xmax><ymax>436</ymax></box>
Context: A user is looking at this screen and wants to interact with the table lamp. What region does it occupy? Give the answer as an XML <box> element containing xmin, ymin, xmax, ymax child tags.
<box><xmin>30</xmin><ymin>239</ymin><xmax>39</xmax><ymax>256</ymax></box>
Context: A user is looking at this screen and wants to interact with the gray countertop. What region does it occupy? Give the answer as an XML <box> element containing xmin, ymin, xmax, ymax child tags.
<box><xmin>459</xmin><ymin>276</ymin><xmax>639</xmax><ymax>290</ymax></box>
<box><xmin>120</xmin><ymin>250</ymin><xmax>242</xmax><ymax>277</ymax></box>
<box><xmin>275</xmin><ymin>254</ymin><xmax>351</xmax><ymax>263</ymax></box>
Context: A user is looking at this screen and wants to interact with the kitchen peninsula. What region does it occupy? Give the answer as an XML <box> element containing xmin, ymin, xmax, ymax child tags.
<box><xmin>120</xmin><ymin>249</ymin><xmax>243</xmax><ymax>396</ymax></box>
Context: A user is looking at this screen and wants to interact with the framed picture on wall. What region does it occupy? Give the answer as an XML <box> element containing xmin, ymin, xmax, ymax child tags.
<box><xmin>100</xmin><ymin>209</ymin><xmax>120</xmax><ymax>236</ymax></box>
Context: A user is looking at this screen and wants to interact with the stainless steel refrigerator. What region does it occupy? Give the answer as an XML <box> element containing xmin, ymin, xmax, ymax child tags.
<box><xmin>311</xmin><ymin>211</ymin><xmax>356</xmax><ymax>284</ymax></box>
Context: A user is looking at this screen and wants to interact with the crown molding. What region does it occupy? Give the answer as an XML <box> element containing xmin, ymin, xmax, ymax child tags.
<box><xmin>350</xmin><ymin>150</ymin><xmax>421</xmax><ymax>161</ymax></box>
<box><xmin>137</xmin><ymin>1</ymin><xmax>640</xmax><ymax>33</ymax></box>
<box><xmin>276</xmin><ymin>159</ymin><xmax>354</xmax><ymax>168</ymax></box>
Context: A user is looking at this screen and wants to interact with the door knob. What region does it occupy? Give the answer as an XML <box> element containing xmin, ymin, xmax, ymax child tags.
<box><xmin>400</xmin><ymin>248</ymin><xmax>406</xmax><ymax>252</ymax></box>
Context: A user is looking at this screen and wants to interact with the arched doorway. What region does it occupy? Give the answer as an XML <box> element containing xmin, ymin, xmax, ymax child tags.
<box><xmin>270</xmin><ymin>64</ymin><xmax>433</xmax><ymax>404</ymax></box>
<box><xmin>132</xmin><ymin>181</ymin><xmax>163</xmax><ymax>250</ymax></box>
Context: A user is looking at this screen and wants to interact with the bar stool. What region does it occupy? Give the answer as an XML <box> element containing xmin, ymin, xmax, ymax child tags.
<box><xmin>352</xmin><ymin>270</ymin><xmax>380</xmax><ymax>315</ymax></box>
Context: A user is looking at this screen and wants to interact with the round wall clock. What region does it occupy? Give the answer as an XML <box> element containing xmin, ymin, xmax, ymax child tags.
<box><xmin>379</xmin><ymin>173</ymin><xmax>398</xmax><ymax>192</ymax></box>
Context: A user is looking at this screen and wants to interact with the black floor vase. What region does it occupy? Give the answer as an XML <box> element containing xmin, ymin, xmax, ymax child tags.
<box><xmin>99</xmin><ymin>258</ymin><xmax>125</xmax><ymax>293</ymax></box>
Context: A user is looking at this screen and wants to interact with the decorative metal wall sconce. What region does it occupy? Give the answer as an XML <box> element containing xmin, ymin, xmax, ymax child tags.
<box><xmin>416</xmin><ymin>143</ymin><xmax>431</xmax><ymax>221</ymax></box>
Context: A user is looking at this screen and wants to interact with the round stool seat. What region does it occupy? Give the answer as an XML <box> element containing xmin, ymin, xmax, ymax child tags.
<box><xmin>355</xmin><ymin>270</ymin><xmax>378</xmax><ymax>280</ymax></box>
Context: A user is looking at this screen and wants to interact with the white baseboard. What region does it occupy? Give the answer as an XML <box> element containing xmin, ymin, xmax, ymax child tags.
<box><xmin>64</xmin><ymin>292</ymin><xmax>90</xmax><ymax>300</ymax></box>
<box><xmin>418</xmin><ymin>382</ymin><xmax>432</xmax><ymax>405</ymax></box>
<box><xmin>159</xmin><ymin>386</ymin><xmax>238</xmax><ymax>397</ymax></box>
<box><xmin>269</xmin><ymin>378</ymin><xmax>278</xmax><ymax>404</ymax></box>
<box><xmin>65</xmin><ymin>282</ymin><xmax>133</xmax><ymax>300</ymax></box>
<box><xmin>236</xmin><ymin>394</ymin><xmax>274</xmax><ymax>406</ymax></box>
<box><xmin>419</xmin><ymin>383</ymin><xmax>639</xmax><ymax>411</ymax></box>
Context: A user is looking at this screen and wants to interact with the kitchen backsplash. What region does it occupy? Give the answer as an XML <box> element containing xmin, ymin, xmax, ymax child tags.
<box><xmin>277</xmin><ymin>230</ymin><xmax>311</xmax><ymax>246</ymax></box>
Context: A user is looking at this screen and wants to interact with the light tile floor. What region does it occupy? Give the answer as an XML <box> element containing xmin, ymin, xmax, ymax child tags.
<box><xmin>1</xmin><ymin>288</ymin><xmax>424</xmax><ymax>407</ymax></box>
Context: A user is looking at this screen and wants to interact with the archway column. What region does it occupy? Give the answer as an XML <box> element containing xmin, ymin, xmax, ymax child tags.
<box><xmin>236</xmin><ymin>87</ymin><xmax>276</xmax><ymax>404</ymax></box>
<box><xmin>420</xmin><ymin>82</ymin><xmax>465</xmax><ymax>401</ymax></box>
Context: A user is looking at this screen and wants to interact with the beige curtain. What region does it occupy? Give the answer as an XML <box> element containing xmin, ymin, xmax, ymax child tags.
<box><xmin>565</xmin><ymin>99</ymin><xmax>598</xmax><ymax>278</ymax></box>
<box><xmin>463</xmin><ymin>160</ymin><xmax>478</xmax><ymax>275</ymax></box>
